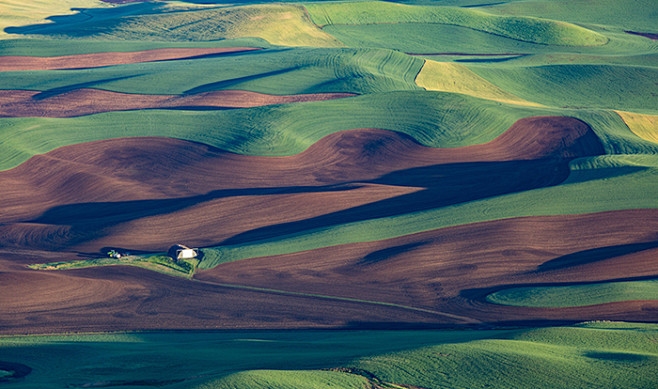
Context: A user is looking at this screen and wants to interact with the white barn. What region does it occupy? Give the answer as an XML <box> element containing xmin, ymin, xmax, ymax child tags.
<box><xmin>168</xmin><ymin>244</ymin><xmax>198</xmax><ymax>261</ymax></box>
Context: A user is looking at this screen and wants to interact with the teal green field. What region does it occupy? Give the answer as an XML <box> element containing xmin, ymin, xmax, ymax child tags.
<box><xmin>1</xmin><ymin>322</ymin><xmax>656</xmax><ymax>388</ymax></box>
<box><xmin>0</xmin><ymin>0</ymin><xmax>656</xmax><ymax>387</ymax></box>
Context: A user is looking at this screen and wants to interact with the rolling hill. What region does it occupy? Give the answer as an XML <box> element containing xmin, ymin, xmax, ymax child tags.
<box><xmin>0</xmin><ymin>0</ymin><xmax>656</xmax><ymax>388</ymax></box>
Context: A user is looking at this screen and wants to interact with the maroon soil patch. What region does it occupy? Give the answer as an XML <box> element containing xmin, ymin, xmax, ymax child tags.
<box><xmin>0</xmin><ymin>89</ymin><xmax>357</xmax><ymax>117</ymax></box>
<box><xmin>0</xmin><ymin>254</ymin><xmax>445</xmax><ymax>335</ymax></box>
<box><xmin>0</xmin><ymin>116</ymin><xmax>603</xmax><ymax>251</ymax></box>
<box><xmin>197</xmin><ymin>210</ymin><xmax>658</xmax><ymax>326</ymax></box>
<box><xmin>0</xmin><ymin>47</ymin><xmax>262</xmax><ymax>71</ymax></box>
<box><xmin>1</xmin><ymin>116</ymin><xmax>654</xmax><ymax>333</ymax></box>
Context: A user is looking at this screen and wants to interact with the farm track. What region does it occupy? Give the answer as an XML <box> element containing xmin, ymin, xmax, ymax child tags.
<box><xmin>0</xmin><ymin>47</ymin><xmax>263</xmax><ymax>71</ymax></box>
<box><xmin>0</xmin><ymin>89</ymin><xmax>357</xmax><ymax>117</ymax></box>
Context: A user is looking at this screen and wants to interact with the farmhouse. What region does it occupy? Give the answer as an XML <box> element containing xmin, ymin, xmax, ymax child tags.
<box><xmin>168</xmin><ymin>244</ymin><xmax>198</xmax><ymax>261</ymax></box>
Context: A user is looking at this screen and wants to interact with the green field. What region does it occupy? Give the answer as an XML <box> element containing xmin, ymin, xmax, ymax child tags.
<box><xmin>0</xmin><ymin>37</ymin><xmax>270</xmax><ymax>56</ymax></box>
<box><xmin>487</xmin><ymin>279</ymin><xmax>658</xmax><ymax>307</ymax></box>
<box><xmin>0</xmin><ymin>91</ymin><xmax>549</xmax><ymax>171</ymax></box>
<box><xmin>0</xmin><ymin>322</ymin><xmax>656</xmax><ymax>388</ymax></box>
<box><xmin>305</xmin><ymin>1</ymin><xmax>607</xmax><ymax>46</ymax></box>
<box><xmin>467</xmin><ymin>64</ymin><xmax>658</xmax><ymax>111</ymax></box>
<box><xmin>0</xmin><ymin>46</ymin><xmax>423</xmax><ymax>95</ymax></box>
<box><xmin>4</xmin><ymin>1</ymin><xmax>341</xmax><ymax>46</ymax></box>
<box><xmin>480</xmin><ymin>0</ymin><xmax>658</xmax><ymax>32</ymax></box>
<box><xmin>28</xmin><ymin>254</ymin><xmax>198</xmax><ymax>278</ymax></box>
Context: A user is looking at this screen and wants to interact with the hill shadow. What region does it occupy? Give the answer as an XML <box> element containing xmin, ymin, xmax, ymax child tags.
<box><xmin>26</xmin><ymin>184</ymin><xmax>362</xmax><ymax>250</ymax></box>
<box><xmin>32</xmin><ymin>75</ymin><xmax>142</xmax><ymax>100</ymax></box>
<box><xmin>219</xmin><ymin>157</ymin><xmax>572</xmax><ymax>246</ymax></box>
<box><xmin>5</xmin><ymin>3</ymin><xmax>166</xmax><ymax>37</ymax></box>
<box><xmin>183</xmin><ymin>65</ymin><xmax>307</xmax><ymax>94</ymax></box>
<box><xmin>536</xmin><ymin>241</ymin><xmax>658</xmax><ymax>272</ymax></box>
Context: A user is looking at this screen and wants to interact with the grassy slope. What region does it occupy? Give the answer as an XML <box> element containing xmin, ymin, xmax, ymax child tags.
<box><xmin>416</xmin><ymin>60</ymin><xmax>541</xmax><ymax>106</ymax></box>
<box><xmin>487</xmin><ymin>279</ymin><xmax>658</xmax><ymax>307</ymax></box>
<box><xmin>353</xmin><ymin>322</ymin><xmax>658</xmax><ymax>389</ymax></box>
<box><xmin>209</xmin><ymin>370</ymin><xmax>369</xmax><ymax>389</ymax></box>
<box><xmin>305</xmin><ymin>1</ymin><xmax>607</xmax><ymax>46</ymax></box>
<box><xmin>482</xmin><ymin>0</ymin><xmax>658</xmax><ymax>32</ymax></box>
<box><xmin>0</xmin><ymin>91</ymin><xmax>542</xmax><ymax>171</ymax></box>
<box><xmin>466</xmin><ymin>64</ymin><xmax>658</xmax><ymax>111</ymax></box>
<box><xmin>318</xmin><ymin>14</ymin><xmax>655</xmax><ymax>56</ymax></box>
<box><xmin>0</xmin><ymin>0</ymin><xmax>104</xmax><ymax>39</ymax></box>
<box><xmin>28</xmin><ymin>254</ymin><xmax>198</xmax><ymax>279</ymax></box>
<box><xmin>0</xmin><ymin>47</ymin><xmax>423</xmax><ymax>95</ymax></box>
<box><xmin>4</xmin><ymin>2</ymin><xmax>341</xmax><ymax>47</ymax></box>
<box><xmin>616</xmin><ymin>111</ymin><xmax>658</xmax><ymax>143</ymax></box>
<box><xmin>0</xmin><ymin>323</ymin><xmax>655</xmax><ymax>388</ymax></box>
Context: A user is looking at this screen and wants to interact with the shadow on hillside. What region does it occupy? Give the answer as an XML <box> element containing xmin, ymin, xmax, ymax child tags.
<box><xmin>460</xmin><ymin>274</ymin><xmax>658</xmax><ymax>304</ymax></box>
<box><xmin>219</xmin><ymin>157</ymin><xmax>572</xmax><ymax>246</ymax></box>
<box><xmin>4</xmin><ymin>2</ymin><xmax>166</xmax><ymax>37</ymax></box>
<box><xmin>536</xmin><ymin>241</ymin><xmax>658</xmax><ymax>272</ymax></box>
<box><xmin>24</xmin><ymin>184</ymin><xmax>362</xmax><ymax>250</ymax></box>
<box><xmin>33</xmin><ymin>75</ymin><xmax>142</xmax><ymax>100</ymax></box>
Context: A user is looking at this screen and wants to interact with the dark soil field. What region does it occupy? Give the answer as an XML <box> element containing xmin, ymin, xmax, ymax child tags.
<box><xmin>2</xmin><ymin>116</ymin><xmax>655</xmax><ymax>334</ymax></box>
<box><xmin>0</xmin><ymin>47</ymin><xmax>262</xmax><ymax>71</ymax></box>
<box><xmin>0</xmin><ymin>89</ymin><xmax>356</xmax><ymax>117</ymax></box>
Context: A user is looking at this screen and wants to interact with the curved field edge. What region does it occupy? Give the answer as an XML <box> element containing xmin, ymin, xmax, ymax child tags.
<box><xmin>304</xmin><ymin>1</ymin><xmax>607</xmax><ymax>46</ymax></box>
<box><xmin>28</xmin><ymin>254</ymin><xmax>198</xmax><ymax>279</ymax></box>
<box><xmin>4</xmin><ymin>2</ymin><xmax>341</xmax><ymax>47</ymax></box>
<box><xmin>199</xmin><ymin>159</ymin><xmax>658</xmax><ymax>266</ymax></box>
<box><xmin>0</xmin><ymin>89</ymin><xmax>357</xmax><ymax>117</ymax></box>
<box><xmin>0</xmin><ymin>47</ymin><xmax>424</xmax><ymax>96</ymax></box>
<box><xmin>0</xmin><ymin>38</ymin><xmax>270</xmax><ymax>57</ymax></box>
<box><xmin>0</xmin><ymin>322</ymin><xmax>656</xmax><ymax>389</ymax></box>
<box><xmin>0</xmin><ymin>0</ymin><xmax>105</xmax><ymax>40</ymax></box>
<box><xmin>487</xmin><ymin>279</ymin><xmax>658</xmax><ymax>307</ymax></box>
<box><xmin>415</xmin><ymin>59</ymin><xmax>543</xmax><ymax>107</ymax></box>
<box><xmin>0</xmin><ymin>91</ymin><xmax>555</xmax><ymax>171</ymax></box>
<box><xmin>465</xmin><ymin>64</ymin><xmax>658</xmax><ymax>111</ymax></box>
<box><xmin>1</xmin><ymin>92</ymin><xmax>654</xmax><ymax>172</ymax></box>
<box><xmin>616</xmin><ymin>111</ymin><xmax>658</xmax><ymax>144</ymax></box>
<box><xmin>0</xmin><ymin>47</ymin><xmax>265</xmax><ymax>71</ymax></box>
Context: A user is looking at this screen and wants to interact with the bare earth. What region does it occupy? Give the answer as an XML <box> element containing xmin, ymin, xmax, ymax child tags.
<box><xmin>0</xmin><ymin>89</ymin><xmax>357</xmax><ymax>117</ymax></box>
<box><xmin>0</xmin><ymin>47</ymin><xmax>262</xmax><ymax>71</ymax></box>
<box><xmin>1</xmin><ymin>116</ymin><xmax>656</xmax><ymax>334</ymax></box>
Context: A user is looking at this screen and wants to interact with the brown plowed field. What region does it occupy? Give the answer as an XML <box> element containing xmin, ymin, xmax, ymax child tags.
<box><xmin>0</xmin><ymin>47</ymin><xmax>262</xmax><ymax>71</ymax></box>
<box><xmin>1</xmin><ymin>116</ymin><xmax>655</xmax><ymax>334</ymax></box>
<box><xmin>198</xmin><ymin>210</ymin><xmax>658</xmax><ymax>326</ymax></box>
<box><xmin>0</xmin><ymin>89</ymin><xmax>356</xmax><ymax>117</ymax></box>
<box><xmin>0</xmin><ymin>251</ymin><xmax>446</xmax><ymax>335</ymax></box>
